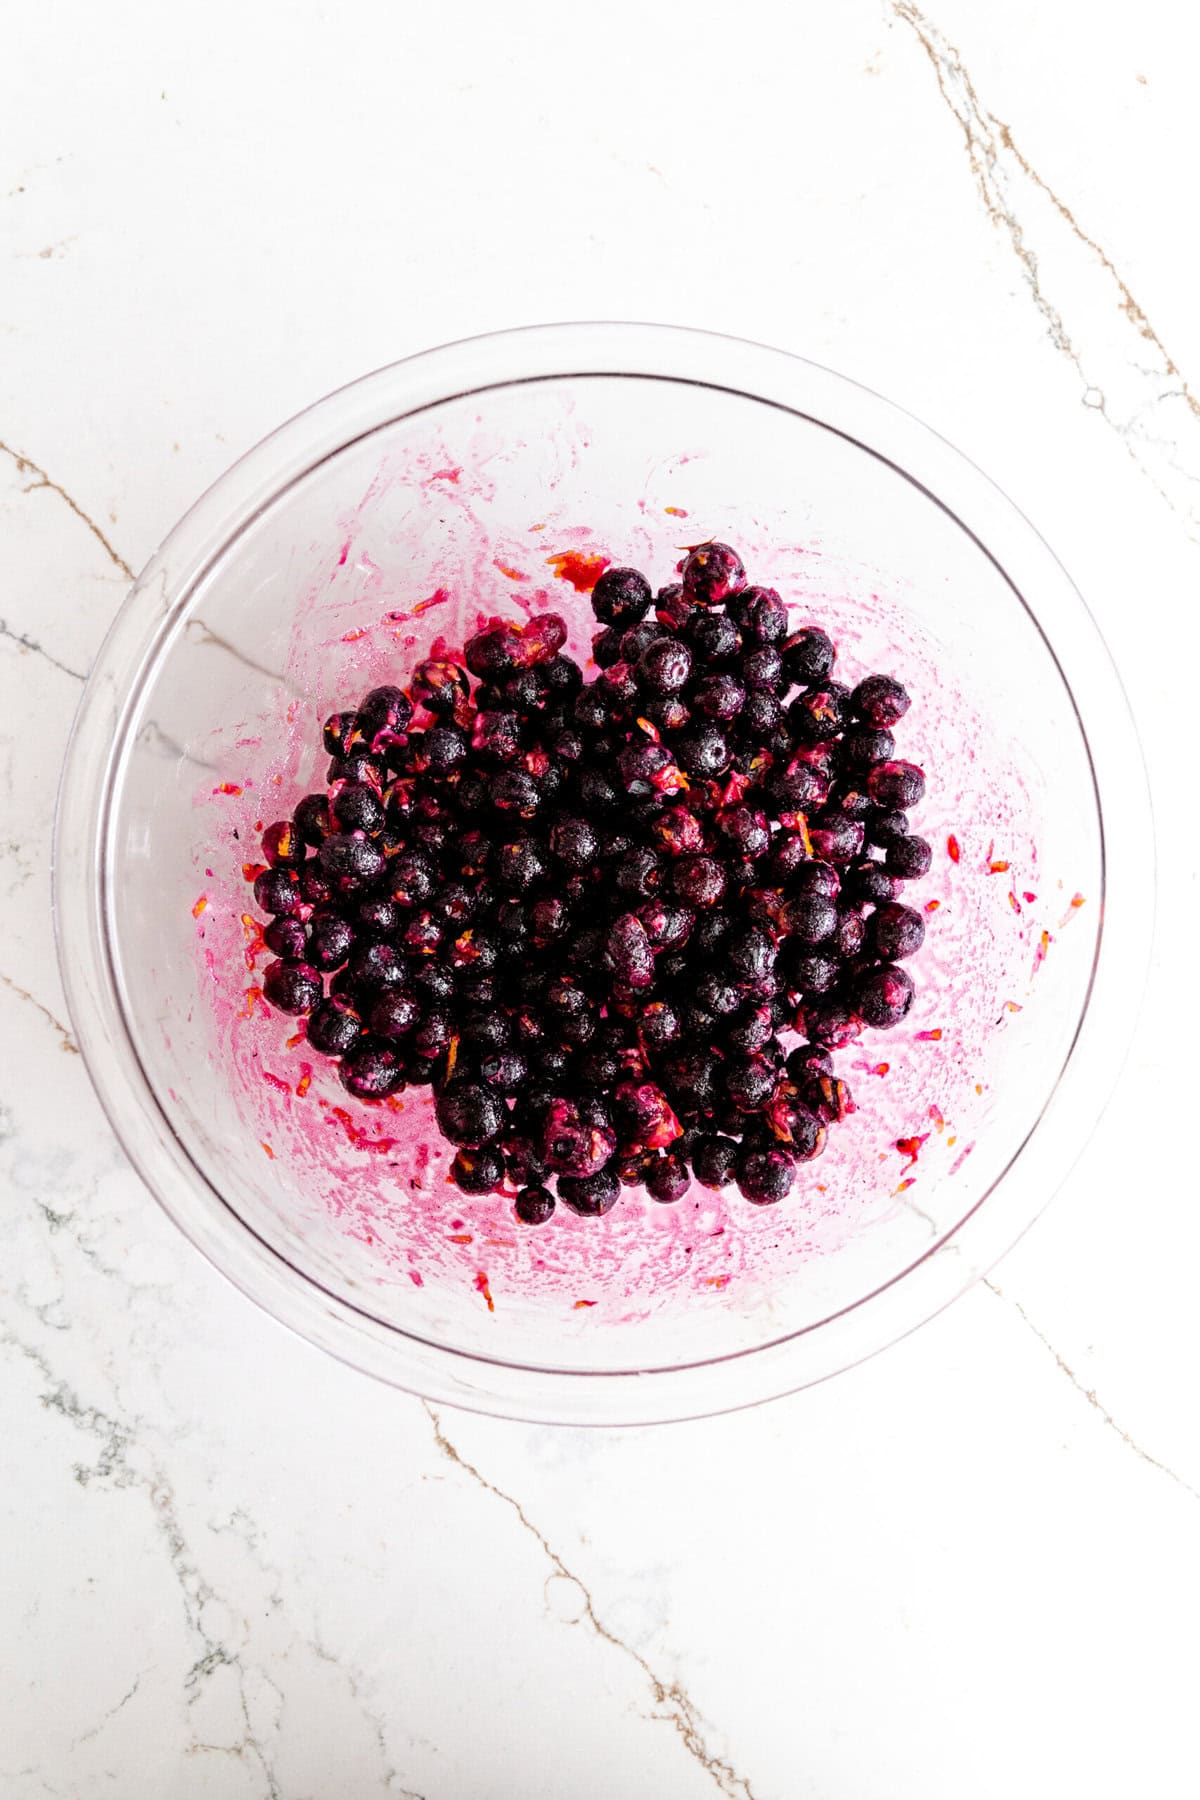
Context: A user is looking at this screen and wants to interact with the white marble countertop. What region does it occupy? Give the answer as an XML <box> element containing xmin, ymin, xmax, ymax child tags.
<box><xmin>3</xmin><ymin>3</ymin><xmax>1197</xmax><ymax>1794</ymax></box>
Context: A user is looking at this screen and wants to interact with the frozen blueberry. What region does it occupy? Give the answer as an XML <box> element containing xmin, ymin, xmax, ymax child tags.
<box><xmin>253</xmin><ymin>867</ymin><xmax>302</xmax><ymax>917</ymax></box>
<box><xmin>681</xmin><ymin>541</ymin><xmax>746</xmax><ymax>606</ymax></box>
<box><xmin>868</xmin><ymin>760</ymin><xmax>926</xmax><ymax>810</ymax></box>
<box><xmin>885</xmin><ymin>834</ymin><xmax>933</xmax><ymax>880</ymax></box>
<box><xmin>692</xmin><ymin>1135</ymin><xmax>738</xmax><ymax>1189</ymax></box>
<box><xmin>638</xmin><ymin>637</ymin><xmax>692</xmax><ymax>695</ymax></box>
<box><xmin>782</xmin><ymin>627</ymin><xmax>835</xmax><ymax>685</ymax></box>
<box><xmin>737</xmin><ymin>1147</ymin><xmax>795</xmax><ymax>1205</ymax></box>
<box><xmin>307</xmin><ymin>994</ymin><xmax>362</xmax><ymax>1056</ymax></box>
<box><xmin>435</xmin><ymin>1082</ymin><xmax>505</xmax><ymax>1147</ymax></box>
<box><xmin>869</xmin><ymin>902</ymin><xmax>926</xmax><ymax>961</ymax></box>
<box><xmin>646</xmin><ymin>1154</ymin><xmax>689</xmax><ymax>1203</ymax></box>
<box><xmin>557</xmin><ymin>1166</ymin><xmax>621</xmax><ymax>1216</ymax></box>
<box><xmin>340</xmin><ymin>1043</ymin><xmax>404</xmax><ymax>1099</ymax></box>
<box><xmin>852</xmin><ymin>962</ymin><xmax>915</xmax><ymax>1029</ymax></box>
<box><xmin>262</xmin><ymin>959</ymin><xmax>322</xmax><ymax>1015</ymax></box>
<box><xmin>515</xmin><ymin>1184</ymin><xmax>556</xmax><ymax>1225</ymax></box>
<box><xmin>317</xmin><ymin>834</ymin><xmax>387</xmax><ymax>887</ymax></box>
<box><xmin>369</xmin><ymin>990</ymin><xmax>422</xmax><ymax>1038</ymax></box>
<box><xmin>852</xmin><ymin>675</ymin><xmax>910</xmax><ymax>728</ymax></box>
<box><xmin>450</xmin><ymin>1147</ymin><xmax>505</xmax><ymax>1194</ymax></box>
<box><xmin>592</xmin><ymin>566</ymin><xmax>652</xmax><ymax>625</ymax></box>
<box><xmin>264</xmin><ymin>916</ymin><xmax>309</xmax><ymax>959</ymax></box>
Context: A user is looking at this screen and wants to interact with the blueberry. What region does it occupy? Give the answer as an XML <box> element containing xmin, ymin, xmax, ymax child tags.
<box><xmin>450</xmin><ymin>1147</ymin><xmax>504</xmax><ymax>1194</ymax></box>
<box><xmin>254</xmin><ymin>867</ymin><xmax>302</xmax><ymax>917</ymax></box>
<box><xmin>764</xmin><ymin>1094</ymin><xmax>823</xmax><ymax>1160</ymax></box>
<box><xmin>869</xmin><ymin>902</ymin><xmax>926</xmax><ymax>960</ymax></box>
<box><xmin>362</xmin><ymin>685</ymin><xmax>414</xmax><ymax>739</ymax></box>
<box><xmin>435</xmin><ymin>1082</ymin><xmax>505</xmax><ymax>1146</ymax></box>
<box><xmin>716</xmin><ymin>805</ymin><xmax>770</xmax><ymax>860</ymax></box>
<box><xmin>726</xmin><ymin>1054</ymin><xmax>777</xmax><ymax>1112</ymax></box>
<box><xmin>323</xmin><ymin>711</ymin><xmax>364</xmax><ymax>758</ymax></box>
<box><xmin>599</xmin><ymin>661</ymin><xmax>641</xmax><ymax>709</ymax></box>
<box><xmin>842</xmin><ymin>725</ymin><xmax>895</xmax><ymax>767</ymax></box>
<box><xmin>637</xmin><ymin>901</ymin><xmax>693</xmax><ymax>952</ymax></box>
<box><xmin>738</xmin><ymin>693</ymin><xmax>786</xmax><ymax>743</ymax></box>
<box><xmin>390</xmin><ymin>848</ymin><xmax>437</xmax><ymax>907</ymax></box>
<box><xmin>307</xmin><ymin>994</ymin><xmax>363</xmax><ymax>1056</ymax></box>
<box><xmin>356</xmin><ymin>897</ymin><xmax>404</xmax><ymax>938</ymax></box>
<box><xmin>544</xmin><ymin>654</ymin><xmax>583</xmax><ymax>698</ymax></box>
<box><xmin>261</xmin><ymin>819</ymin><xmax>304</xmax><ymax>868</ymax></box>
<box><xmin>687</xmin><ymin>610</ymin><xmax>741</xmax><ymax>663</ymax></box>
<box><xmin>327</xmin><ymin>748</ymin><xmax>383</xmax><ymax>788</ymax></box>
<box><xmin>495</xmin><ymin>836</ymin><xmax>547</xmax><ymax>892</ymax></box>
<box><xmin>885</xmin><ymin>834</ymin><xmax>933</xmax><ymax>880</ymax></box>
<box><xmin>637</xmin><ymin>999</ymin><xmax>682</xmax><ymax>1051</ymax></box>
<box><xmin>779</xmin><ymin>892</ymin><xmax>837</xmax><ymax>943</ymax></box>
<box><xmin>412</xmin><ymin>1010</ymin><xmax>454</xmax><ymax>1060</ymax></box>
<box><xmin>842</xmin><ymin>860</ymin><xmax>898</xmax><ymax>906</ymax></box>
<box><xmin>834</xmin><ymin>908</ymin><xmax>867</xmax><ymax>959</ymax></box>
<box><xmin>782</xmin><ymin>627</ymin><xmax>835</xmax><ymax>685</ymax></box>
<box><xmin>515</xmin><ymin>1184</ymin><xmax>556</xmax><ymax>1225</ymax></box>
<box><xmin>732</xmin><ymin>586</ymin><xmax>788</xmax><ymax>643</ymax></box>
<box><xmin>852</xmin><ymin>675</ymin><xmax>910</xmax><ymax>728</ymax></box>
<box><xmin>308</xmin><ymin>913</ymin><xmax>357</xmax><ymax>971</ymax></box>
<box><xmin>490</xmin><ymin>768</ymin><xmax>541</xmax><ymax>815</ymax></box>
<box><xmin>464</xmin><ymin>621</ymin><xmax>524</xmax><ymax>678</ymax></box>
<box><xmin>557</xmin><ymin>1166</ymin><xmax>621</xmax><ymax>1216</ymax></box>
<box><xmin>263</xmin><ymin>916</ymin><xmax>309</xmax><ymax>959</ymax></box>
<box><xmin>737</xmin><ymin>1147</ymin><xmax>795</xmax><ymax>1205</ymax></box>
<box><xmin>740</xmin><ymin>645</ymin><xmax>785</xmax><ymax>692</ymax></box>
<box><xmin>646</xmin><ymin>1154</ymin><xmax>689</xmax><ymax>1203</ymax></box>
<box><xmin>725</xmin><ymin>1003</ymin><xmax>775</xmax><ymax>1055</ymax></box>
<box><xmin>692</xmin><ymin>1135</ymin><xmax>738</xmax><ymax>1188</ymax></box>
<box><xmin>868</xmin><ymin>760</ymin><xmax>925</xmax><ymax>810</ymax></box>
<box><xmin>605</xmin><ymin>913</ymin><xmax>655</xmax><ymax>987</ymax></box>
<box><xmin>662</xmin><ymin>1046</ymin><xmax>721</xmax><ymax>1112</ymax></box>
<box><xmin>331</xmin><ymin>782</ymin><xmax>384</xmax><ymax>834</ymax></box>
<box><xmin>807</xmin><ymin>815</ymin><xmax>865</xmax><ymax>865</ymax></box>
<box><xmin>671</xmin><ymin>855</ymin><xmax>726</xmax><ymax>908</ymax></box>
<box><xmin>412</xmin><ymin>659</ymin><xmax>469</xmax><ymax>715</ymax></box>
<box><xmin>852</xmin><ymin>963</ymin><xmax>915</xmax><ymax>1028</ymax></box>
<box><xmin>293</xmin><ymin>792</ymin><xmax>333</xmax><ymax>846</ymax></box>
<box><xmin>592</xmin><ymin>565</ymin><xmax>652</xmax><ymax>625</ymax></box>
<box><xmin>783</xmin><ymin>949</ymin><xmax>840</xmax><ymax>995</ymax></box>
<box><xmin>726</xmin><ymin>928</ymin><xmax>777</xmax><ymax>988</ymax></box>
<box><xmin>785</xmin><ymin>1042</ymin><xmax>833</xmax><ymax>1085</ymax></box>
<box><xmin>348</xmin><ymin>941</ymin><xmax>408</xmax><ymax>996</ymax></box>
<box><xmin>692</xmin><ymin>673</ymin><xmax>745</xmax><ymax>720</ymax></box>
<box><xmin>804</xmin><ymin>997</ymin><xmax>861</xmax><ymax>1048</ymax></box>
<box><xmin>340</xmin><ymin>1043</ymin><xmax>404</xmax><ymax>1098</ymax></box>
<box><xmin>575</xmin><ymin>766</ymin><xmax>620</xmax><ymax>815</ymax></box>
<box><xmin>866</xmin><ymin>808</ymin><xmax>909</xmax><ymax>851</ymax></box>
<box><xmin>317</xmin><ymin>834</ymin><xmax>387</xmax><ymax>888</ymax></box>
<box><xmin>788</xmin><ymin>682</ymin><xmax>852</xmax><ymax>745</ymax></box>
<box><xmin>638</xmin><ymin>637</ymin><xmax>692</xmax><ymax>696</ymax></box>
<box><xmin>610</xmin><ymin>847</ymin><xmax>659</xmax><ymax>901</ymax></box>
<box><xmin>681</xmin><ymin>541</ymin><xmax>746</xmax><ymax>606</ymax></box>
<box><xmin>618</xmin><ymin>739</ymin><xmax>679</xmax><ymax>796</ymax></box>
<box><xmin>769</xmin><ymin>765</ymin><xmax>827</xmax><ymax>815</ymax></box>
<box><xmin>261</xmin><ymin>959</ymin><xmax>322</xmax><ymax>1015</ymax></box>
<box><xmin>677</xmin><ymin>723</ymin><xmax>730</xmax><ymax>778</ymax></box>
<box><xmin>695</xmin><ymin>974</ymin><xmax>742</xmax><ymax>1018</ymax></box>
<box><xmin>369</xmin><ymin>990</ymin><xmax>422</xmax><ymax>1038</ymax></box>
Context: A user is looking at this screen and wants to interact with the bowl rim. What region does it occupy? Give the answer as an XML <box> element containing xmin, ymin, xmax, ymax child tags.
<box><xmin>53</xmin><ymin>320</ymin><xmax>1154</xmax><ymax>1424</ymax></box>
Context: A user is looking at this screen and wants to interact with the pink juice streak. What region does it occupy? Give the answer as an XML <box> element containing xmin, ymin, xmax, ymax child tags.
<box><xmin>187</xmin><ymin>425</ymin><xmax>1087</xmax><ymax>1323</ymax></box>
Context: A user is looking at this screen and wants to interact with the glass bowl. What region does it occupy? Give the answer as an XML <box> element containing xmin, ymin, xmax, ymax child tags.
<box><xmin>54</xmin><ymin>322</ymin><xmax>1150</xmax><ymax>1424</ymax></box>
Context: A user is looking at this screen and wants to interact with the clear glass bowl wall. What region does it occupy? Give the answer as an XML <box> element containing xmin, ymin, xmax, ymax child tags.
<box><xmin>55</xmin><ymin>326</ymin><xmax>1149</xmax><ymax>1421</ymax></box>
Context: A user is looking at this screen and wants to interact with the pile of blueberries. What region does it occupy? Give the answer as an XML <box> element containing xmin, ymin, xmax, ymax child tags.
<box><xmin>251</xmin><ymin>542</ymin><xmax>929</xmax><ymax>1220</ymax></box>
